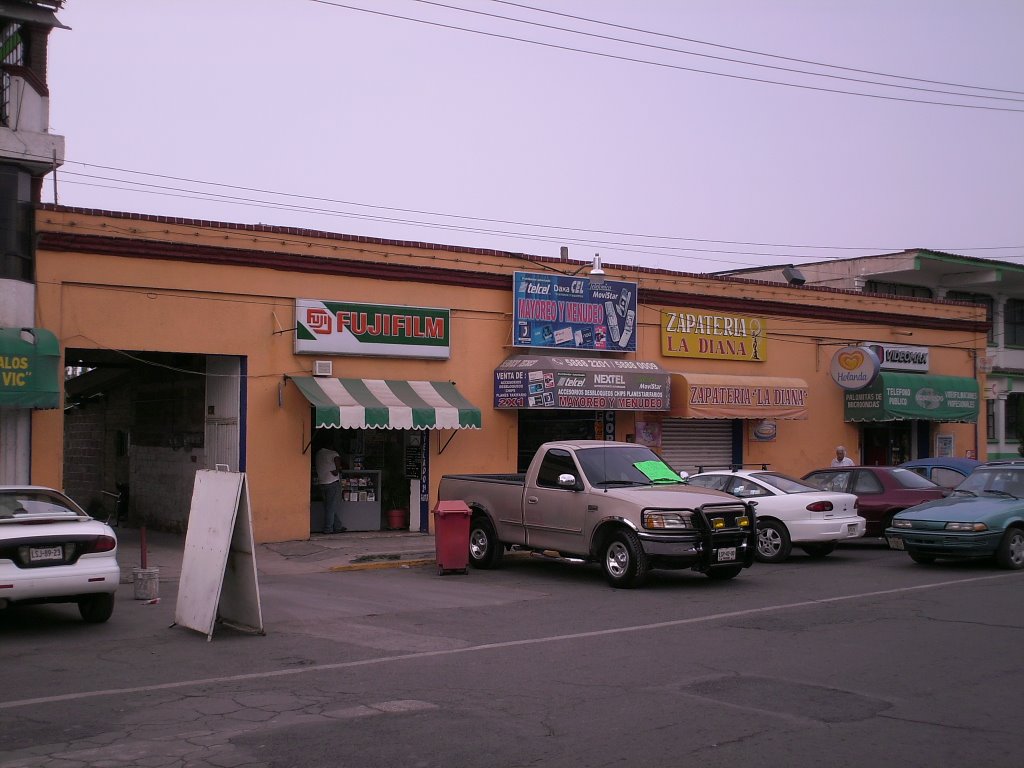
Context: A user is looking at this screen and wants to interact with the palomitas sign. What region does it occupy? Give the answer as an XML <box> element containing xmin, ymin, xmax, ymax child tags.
<box><xmin>294</xmin><ymin>300</ymin><xmax>451</xmax><ymax>359</ymax></box>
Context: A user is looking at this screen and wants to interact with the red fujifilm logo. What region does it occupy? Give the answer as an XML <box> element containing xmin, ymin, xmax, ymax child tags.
<box><xmin>306</xmin><ymin>308</ymin><xmax>333</xmax><ymax>335</ymax></box>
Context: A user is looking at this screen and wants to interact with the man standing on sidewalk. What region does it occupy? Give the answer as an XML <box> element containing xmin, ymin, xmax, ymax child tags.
<box><xmin>315</xmin><ymin>442</ymin><xmax>346</xmax><ymax>534</ymax></box>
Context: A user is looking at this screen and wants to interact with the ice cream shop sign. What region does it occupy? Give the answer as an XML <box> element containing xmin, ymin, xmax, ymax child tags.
<box><xmin>294</xmin><ymin>299</ymin><xmax>451</xmax><ymax>359</ymax></box>
<box><xmin>830</xmin><ymin>346</ymin><xmax>881</xmax><ymax>391</ymax></box>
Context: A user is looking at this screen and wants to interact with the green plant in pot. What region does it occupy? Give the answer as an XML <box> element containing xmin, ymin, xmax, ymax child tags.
<box><xmin>381</xmin><ymin>464</ymin><xmax>409</xmax><ymax>530</ymax></box>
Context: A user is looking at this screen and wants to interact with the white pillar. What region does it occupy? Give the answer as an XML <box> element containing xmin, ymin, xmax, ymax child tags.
<box><xmin>0</xmin><ymin>408</ymin><xmax>31</xmax><ymax>484</ymax></box>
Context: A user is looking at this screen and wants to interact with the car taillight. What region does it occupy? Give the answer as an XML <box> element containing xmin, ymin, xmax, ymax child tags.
<box><xmin>806</xmin><ymin>501</ymin><xmax>834</xmax><ymax>512</ymax></box>
<box><xmin>79</xmin><ymin>536</ymin><xmax>117</xmax><ymax>554</ymax></box>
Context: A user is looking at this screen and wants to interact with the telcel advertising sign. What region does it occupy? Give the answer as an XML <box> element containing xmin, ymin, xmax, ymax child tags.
<box><xmin>513</xmin><ymin>271</ymin><xmax>638</xmax><ymax>353</ymax></box>
<box><xmin>295</xmin><ymin>299</ymin><xmax>451</xmax><ymax>359</ymax></box>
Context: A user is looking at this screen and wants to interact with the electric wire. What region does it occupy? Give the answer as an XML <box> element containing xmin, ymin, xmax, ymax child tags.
<box><xmin>407</xmin><ymin>0</ymin><xmax>1024</xmax><ymax>103</ymax></box>
<box><xmin>484</xmin><ymin>0</ymin><xmax>1024</xmax><ymax>96</ymax></box>
<box><xmin>306</xmin><ymin>0</ymin><xmax>1024</xmax><ymax>113</ymax></box>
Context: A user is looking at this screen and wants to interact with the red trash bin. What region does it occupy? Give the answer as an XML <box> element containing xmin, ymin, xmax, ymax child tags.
<box><xmin>432</xmin><ymin>500</ymin><xmax>471</xmax><ymax>575</ymax></box>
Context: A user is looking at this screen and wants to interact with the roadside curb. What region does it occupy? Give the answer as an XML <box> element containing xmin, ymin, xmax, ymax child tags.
<box><xmin>328</xmin><ymin>557</ymin><xmax>435</xmax><ymax>572</ymax></box>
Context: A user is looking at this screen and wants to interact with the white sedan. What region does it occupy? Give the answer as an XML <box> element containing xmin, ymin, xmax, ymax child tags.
<box><xmin>0</xmin><ymin>486</ymin><xmax>120</xmax><ymax>622</ymax></box>
<box><xmin>686</xmin><ymin>470</ymin><xmax>866</xmax><ymax>562</ymax></box>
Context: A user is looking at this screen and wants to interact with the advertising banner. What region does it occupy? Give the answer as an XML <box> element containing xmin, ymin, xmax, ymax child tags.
<box><xmin>844</xmin><ymin>373</ymin><xmax>979</xmax><ymax>423</ymax></box>
<box><xmin>661</xmin><ymin>309</ymin><xmax>766</xmax><ymax>361</ymax></box>
<box><xmin>0</xmin><ymin>327</ymin><xmax>60</xmax><ymax>409</ymax></box>
<box><xmin>295</xmin><ymin>299</ymin><xmax>450</xmax><ymax>359</ymax></box>
<box><xmin>513</xmin><ymin>271</ymin><xmax>638</xmax><ymax>353</ymax></box>
<box><xmin>494</xmin><ymin>355</ymin><xmax>669</xmax><ymax>410</ymax></box>
<box><xmin>866</xmin><ymin>343</ymin><xmax>930</xmax><ymax>373</ymax></box>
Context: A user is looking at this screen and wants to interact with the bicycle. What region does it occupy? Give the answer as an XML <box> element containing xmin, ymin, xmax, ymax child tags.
<box><xmin>100</xmin><ymin>483</ymin><xmax>128</xmax><ymax>527</ymax></box>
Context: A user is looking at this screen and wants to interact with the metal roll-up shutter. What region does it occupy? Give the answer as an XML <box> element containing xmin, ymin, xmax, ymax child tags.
<box><xmin>661</xmin><ymin>419</ymin><xmax>734</xmax><ymax>474</ymax></box>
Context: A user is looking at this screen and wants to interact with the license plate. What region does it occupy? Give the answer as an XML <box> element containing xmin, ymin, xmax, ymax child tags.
<box><xmin>847</xmin><ymin>524</ymin><xmax>859</xmax><ymax>536</ymax></box>
<box><xmin>29</xmin><ymin>545</ymin><xmax>64</xmax><ymax>563</ymax></box>
<box><xmin>716</xmin><ymin>547</ymin><xmax>736</xmax><ymax>562</ymax></box>
<box><xmin>886</xmin><ymin>536</ymin><xmax>905</xmax><ymax>551</ymax></box>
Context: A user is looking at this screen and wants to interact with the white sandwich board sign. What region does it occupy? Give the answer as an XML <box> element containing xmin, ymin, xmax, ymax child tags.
<box><xmin>173</xmin><ymin>469</ymin><xmax>264</xmax><ymax>641</ymax></box>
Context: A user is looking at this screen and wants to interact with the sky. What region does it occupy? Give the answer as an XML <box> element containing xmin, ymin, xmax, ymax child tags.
<box><xmin>44</xmin><ymin>0</ymin><xmax>1024</xmax><ymax>276</ymax></box>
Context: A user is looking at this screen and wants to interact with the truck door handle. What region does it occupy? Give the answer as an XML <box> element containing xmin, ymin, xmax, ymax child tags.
<box><xmin>527</xmin><ymin>496</ymin><xmax>539</xmax><ymax>504</ymax></box>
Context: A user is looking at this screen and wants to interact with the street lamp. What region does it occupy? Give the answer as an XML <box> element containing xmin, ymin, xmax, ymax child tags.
<box><xmin>589</xmin><ymin>253</ymin><xmax>605</xmax><ymax>286</ymax></box>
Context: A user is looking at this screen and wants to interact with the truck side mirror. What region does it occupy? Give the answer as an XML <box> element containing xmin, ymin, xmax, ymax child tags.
<box><xmin>557</xmin><ymin>473</ymin><xmax>580</xmax><ymax>490</ymax></box>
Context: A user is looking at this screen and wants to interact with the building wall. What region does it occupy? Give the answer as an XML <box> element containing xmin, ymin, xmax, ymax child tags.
<box><xmin>30</xmin><ymin>208</ymin><xmax>988</xmax><ymax>543</ymax></box>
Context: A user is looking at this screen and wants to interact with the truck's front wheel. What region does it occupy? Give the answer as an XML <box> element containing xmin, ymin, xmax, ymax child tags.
<box><xmin>468</xmin><ymin>515</ymin><xmax>504</xmax><ymax>569</ymax></box>
<box><xmin>601</xmin><ymin>529</ymin><xmax>649</xmax><ymax>589</ymax></box>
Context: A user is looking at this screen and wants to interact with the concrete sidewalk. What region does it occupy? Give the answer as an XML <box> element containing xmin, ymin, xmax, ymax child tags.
<box><xmin>115</xmin><ymin>527</ymin><xmax>439</xmax><ymax>582</ymax></box>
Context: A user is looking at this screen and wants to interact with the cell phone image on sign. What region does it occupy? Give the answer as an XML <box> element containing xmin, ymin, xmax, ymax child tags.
<box><xmin>618</xmin><ymin>309</ymin><xmax>635</xmax><ymax>348</ymax></box>
<box><xmin>605</xmin><ymin>301</ymin><xmax>620</xmax><ymax>342</ymax></box>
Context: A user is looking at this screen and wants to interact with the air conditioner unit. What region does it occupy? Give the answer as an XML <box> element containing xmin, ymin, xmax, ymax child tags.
<box><xmin>313</xmin><ymin>360</ymin><xmax>333</xmax><ymax>377</ymax></box>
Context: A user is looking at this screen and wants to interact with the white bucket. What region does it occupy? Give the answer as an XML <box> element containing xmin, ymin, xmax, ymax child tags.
<box><xmin>132</xmin><ymin>567</ymin><xmax>160</xmax><ymax>600</ymax></box>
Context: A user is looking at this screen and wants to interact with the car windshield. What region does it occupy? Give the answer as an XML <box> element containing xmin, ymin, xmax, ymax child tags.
<box><xmin>0</xmin><ymin>490</ymin><xmax>86</xmax><ymax>521</ymax></box>
<box><xmin>575</xmin><ymin>445</ymin><xmax>684</xmax><ymax>487</ymax></box>
<box><xmin>956</xmin><ymin>467</ymin><xmax>1024</xmax><ymax>497</ymax></box>
<box><xmin>890</xmin><ymin>468</ymin><xmax>942</xmax><ymax>489</ymax></box>
<box><xmin>751</xmin><ymin>472</ymin><xmax>819</xmax><ymax>493</ymax></box>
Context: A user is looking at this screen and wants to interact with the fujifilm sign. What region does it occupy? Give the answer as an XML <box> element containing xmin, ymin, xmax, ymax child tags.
<box><xmin>868</xmin><ymin>343</ymin><xmax>930</xmax><ymax>373</ymax></box>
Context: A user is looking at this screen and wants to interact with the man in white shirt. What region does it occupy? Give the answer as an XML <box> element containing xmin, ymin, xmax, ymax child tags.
<box><xmin>315</xmin><ymin>444</ymin><xmax>346</xmax><ymax>534</ymax></box>
<box><xmin>831</xmin><ymin>446</ymin><xmax>855</xmax><ymax>467</ymax></box>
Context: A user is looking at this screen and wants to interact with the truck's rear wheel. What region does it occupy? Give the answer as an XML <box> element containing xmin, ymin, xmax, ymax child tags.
<box><xmin>601</xmin><ymin>529</ymin><xmax>648</xmax><ymax>589</ymax></box>
<box><xmin>468</xmin><ymin>515</ymin><xmax>503</xmax><ymax>569</ymax></box>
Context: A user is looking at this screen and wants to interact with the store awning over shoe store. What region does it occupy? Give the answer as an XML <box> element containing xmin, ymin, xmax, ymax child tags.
<box><xmin>670</xmin><ymin>373</ymin><xmax>809</xmax><ymax>419</ymax></box>
<box><xmin>290</xmin><ymin>376</ymin><xmax>482</xmax><ymax>429</ymax></box>
<box><xmin>0</xmin><ymin>327</ymin><xmax>61</xmax><ymax>409</ymax></box>
<box><xmin>844</xmin><ymin>372</ymin><xmax>979</xmax><ymax>423</ymax></box>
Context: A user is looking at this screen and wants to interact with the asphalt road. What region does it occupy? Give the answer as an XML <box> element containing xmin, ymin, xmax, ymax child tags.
<box><xmin>2</xmin><ymin>540</ymin><xmax>1022</xmax><ymax>768</ymax></box>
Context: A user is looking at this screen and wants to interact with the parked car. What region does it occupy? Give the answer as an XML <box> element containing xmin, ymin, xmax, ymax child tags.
<box><xmin>0</xmin><ymin>486</ymin><xmax>120</xmax><ymax>622</ymax></box>
<box><xmin>686</xmin><ymin>469</ymin><xmax>865</xmax><ymax>562</ymax></box>
<box><xmin>801</xmin><ymin>466</ymin><xmax>949</xmax><ymax>537</ymax></box>
<box><xmin>885</xmin><ymin>461</ymin><xmax>1024</xmax><ymax>569</ymax></box>
<box><xmin>898</xmin><ymin>457</ymin><xmax>981</xmax><ymax>489</ymax></box>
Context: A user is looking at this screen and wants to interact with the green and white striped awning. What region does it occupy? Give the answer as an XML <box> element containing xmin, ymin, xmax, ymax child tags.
<box><xmin>291</xmin><ymin>377</ymin><xmax>482</xmax><ymax>430</ymax></box>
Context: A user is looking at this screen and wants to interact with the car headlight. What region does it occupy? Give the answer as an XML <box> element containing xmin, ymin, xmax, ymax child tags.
<box><xmin>892</xmin><ymin>520</ymin><xmax>913</xmax><ymax>528</ymax></box>
<box><xmin>944</xmin><ymin>522</ymin><xmax>988</xmax><ymax>532</ymax></box>
<box><xmin>643</xmin><ymin>511</ymin><xmax>692</xmax><ymax>529</ymax></box>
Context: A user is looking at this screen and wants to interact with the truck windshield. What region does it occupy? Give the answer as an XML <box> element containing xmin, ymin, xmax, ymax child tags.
<box><xmin>575</xmin><ymin>445</ymin><xmax>682</xmax><ymax>487</ymax></box>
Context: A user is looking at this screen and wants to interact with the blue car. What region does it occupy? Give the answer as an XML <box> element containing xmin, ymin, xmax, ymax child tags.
<box><xmin>898</xmin><ymin>457</ymin><xmax>981</xmax><ymax>489</ymax></box>
<box><xmin>886</xmin><ymin>461</ymin><xmax>1024</xmax><ymax>569</ymax></box>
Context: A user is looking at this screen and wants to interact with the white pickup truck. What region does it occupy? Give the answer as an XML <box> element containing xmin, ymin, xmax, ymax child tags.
<box><xmin>438</xmin><ymin>440</ymin><xmax>756</xmax><ymax>588</ymax></box>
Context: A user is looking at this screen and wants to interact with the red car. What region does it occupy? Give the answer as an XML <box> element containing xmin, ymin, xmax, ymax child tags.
<box><xmin>802</xmin><ymin>466</ymin><xmax>949</xmax><ymax>537</ymax></box>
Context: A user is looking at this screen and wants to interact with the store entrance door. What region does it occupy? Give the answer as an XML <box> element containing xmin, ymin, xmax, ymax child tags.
<box><xmin>517</xmin><ymin>410</ymin><xmax>602</xmax><ymax>472</ymax></box>
<box><xmin>311</xmin><ymin>427</ymin><xmax>418</xmax><ymax>533</ymax></box>
<box><xmin>862</xmin><ymin>422</ymin><xmax>912</xmax><ymax>466</ymax></box>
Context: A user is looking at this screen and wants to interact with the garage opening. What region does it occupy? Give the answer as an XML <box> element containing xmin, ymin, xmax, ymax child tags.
<box><xmin>62</xmin><ymin>350</ymin><xmax>243</xmax><ymax>534</ymax></box>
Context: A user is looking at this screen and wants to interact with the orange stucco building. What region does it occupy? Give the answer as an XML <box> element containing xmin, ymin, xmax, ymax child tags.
<box><xmin>24</xmin><ymin>206</ymin><xmax>988</xmax><ymax>543</ymax></box>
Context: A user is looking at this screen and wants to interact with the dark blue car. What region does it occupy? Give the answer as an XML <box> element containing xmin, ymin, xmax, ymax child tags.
<box><xmin>886</xmin><ymin>461</ymin><xmax>1024</xmax><ymax>569</ymax></box>
<box><xmin>898</xmin><ymin>457</ymin><xmax>981</xmax><ymax>489</ymax></box>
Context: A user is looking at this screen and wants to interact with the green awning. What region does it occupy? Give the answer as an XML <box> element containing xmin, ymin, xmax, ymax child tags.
<box><xmin>0</xmin><ymin>327</ymin><xmax>60</xmax><ymax>409</ymax></box>
<box><xmin>290</xmin><ymin>376</ymin><xmax>482</xmax><ymax>430</ymax></box>
<box><xmin>844</xmin><ymin>372</ymin><xmax>979</xmax><ymax>423</ymax></box>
